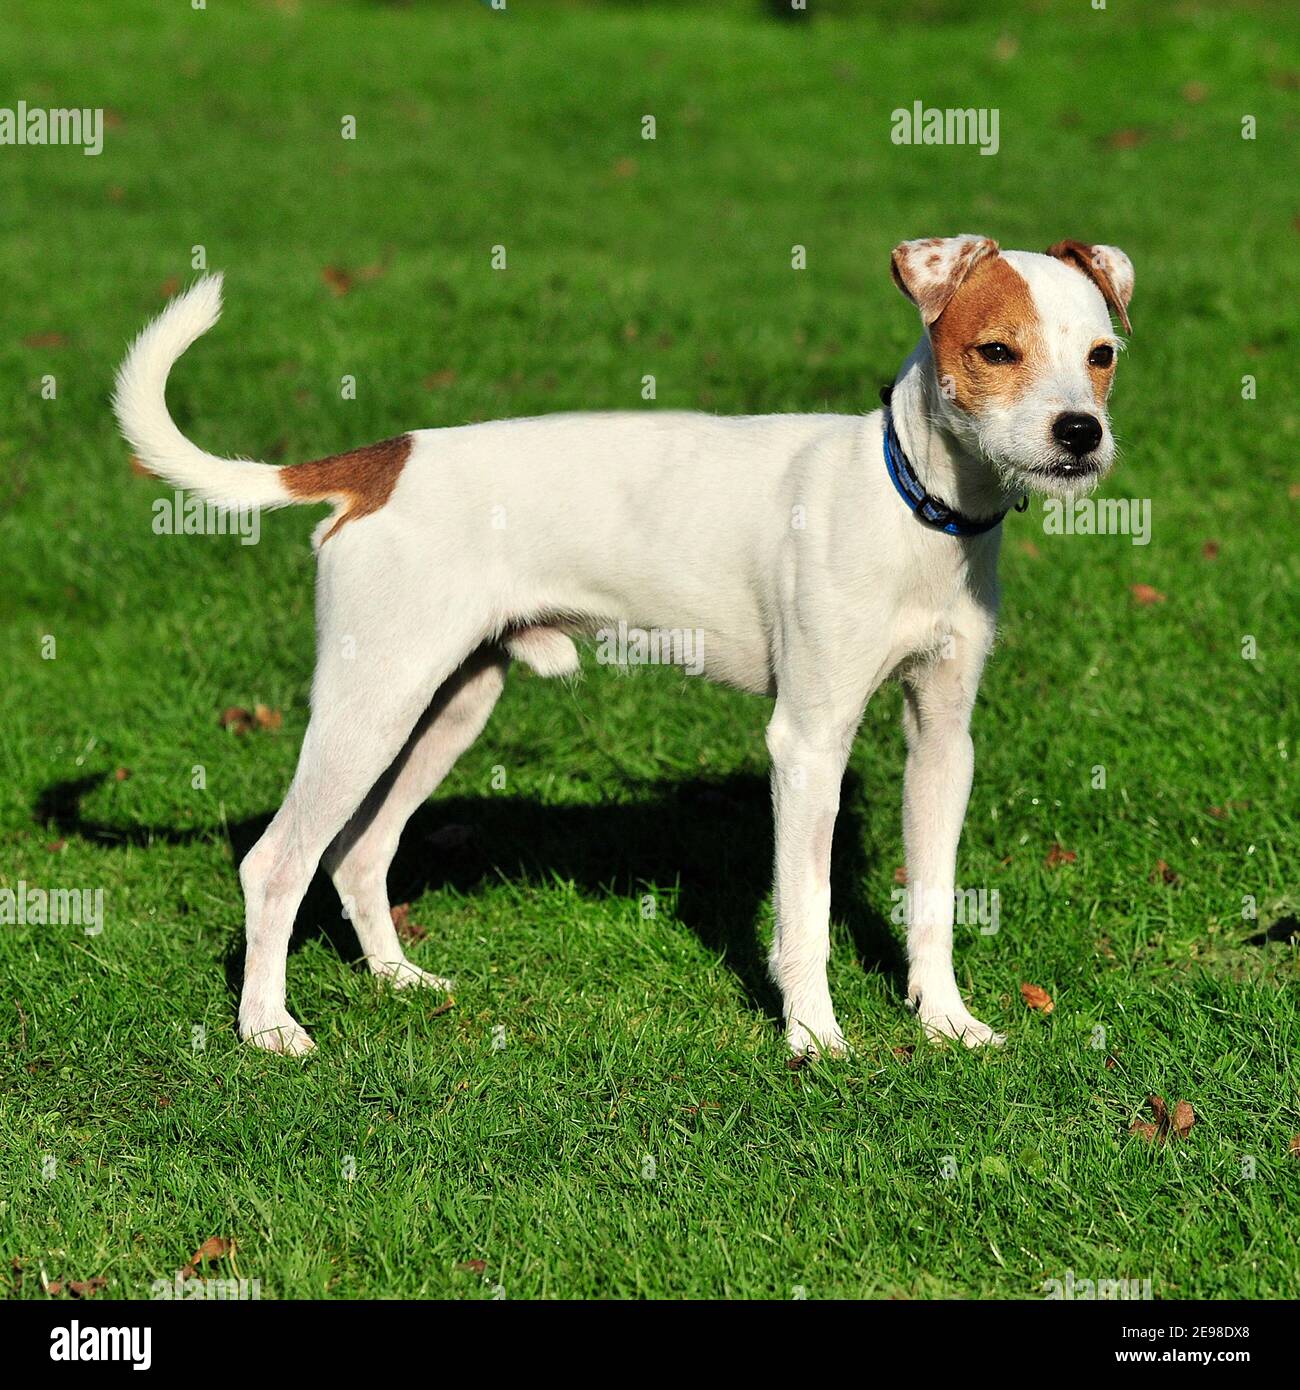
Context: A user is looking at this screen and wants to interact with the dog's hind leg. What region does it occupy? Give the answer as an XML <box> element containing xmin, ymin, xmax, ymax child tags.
<box><xmin>321</xmin><ymin>645</ymin><xmax>510</xmax><ymax>991</ymax></box>
<box><xmin>236</xmin><ymin>563</ymin><xmax>487</xmax><ymax>1053</ymax></box>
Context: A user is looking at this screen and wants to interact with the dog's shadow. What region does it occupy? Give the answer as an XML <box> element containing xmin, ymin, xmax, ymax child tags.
<box><xmin>35</xmin><ymin>770</ymin><xmax>903</xmax><ymax>1026</ymax></box>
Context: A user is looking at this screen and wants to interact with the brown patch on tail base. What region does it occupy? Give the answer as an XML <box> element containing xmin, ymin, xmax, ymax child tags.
<box><xmin>282</xmin><ymin>434</ymin><xmax>411</xmax><ymax>542</ymax></box>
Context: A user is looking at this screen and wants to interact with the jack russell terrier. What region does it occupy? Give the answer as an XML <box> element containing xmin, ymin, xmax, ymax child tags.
<box><xmin>113</xmin><ymin>234</ymin><xmax>1133</xmax><ymax>1057</ymax></box>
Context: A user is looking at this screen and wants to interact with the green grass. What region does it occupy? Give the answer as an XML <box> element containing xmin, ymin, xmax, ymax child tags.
<box><xmin>1</xmin><ymin>0</ymin><xmax>1298</xmax><ymax>1299</ymax></box>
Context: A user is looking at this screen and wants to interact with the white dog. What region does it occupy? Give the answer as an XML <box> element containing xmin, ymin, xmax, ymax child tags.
<box><xmin>114</xmin><ymin>234</ymin><xmax>1133</xmax><ymax>1057</ymax></box>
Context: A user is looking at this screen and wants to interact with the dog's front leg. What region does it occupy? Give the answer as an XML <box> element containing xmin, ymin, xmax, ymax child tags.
<box><xmin>765</xmin><ymin>700</ymin><xmax>857</xmax><ymax>1057</ymax></box>
<box><xmin>901</xmin><ymin>634</ymin><xmax>1003</xmax><ymax>1047</ymax></box>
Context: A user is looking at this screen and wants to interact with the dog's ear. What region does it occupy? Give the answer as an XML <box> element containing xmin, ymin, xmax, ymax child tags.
<box><xmin>890</xmin><ymin>235</ymin><xmax>1000</xmax><ymax>326</ymax></box>
<box><xmin>1046</xmin><ymin>240</ymin><xmax>1134</xmax><ymax>333</ymax></box>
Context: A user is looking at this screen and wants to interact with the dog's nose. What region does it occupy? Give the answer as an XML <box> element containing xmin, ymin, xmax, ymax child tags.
<box><xmin>1052</xmin><ymin>412</ymin><xmax>1103</xmax><ymax>457</ymax></box>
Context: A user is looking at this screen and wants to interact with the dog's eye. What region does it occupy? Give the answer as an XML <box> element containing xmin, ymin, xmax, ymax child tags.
<box><xmin>1088</xmin><ymin>344</ymin><xmax>1115</xmax><ymax>368</ymax></box>
<box><xmin>976</xmin><ymin>342</ymin><xmax>1016</xmax><ymax>364</ymax></box>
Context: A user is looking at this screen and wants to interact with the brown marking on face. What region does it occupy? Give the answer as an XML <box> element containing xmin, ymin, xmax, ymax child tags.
<box><xmin>1046</xmin><ymin>240</ymin><xmax>1132</xmax><ymax>333</ymax></box>
<box><xmin>1086</xmin><ymin>342</ymin><xmax>1117</xmax><ymax>408</ymax></box>
<box><xmin>929</xmin><ymin>256</ymin><xmax>1046</xmax><ymax>413</ymax></box>
<box><xmin>282</xmin><ymin>433</ymin><xmax>411</xmax><ymax>542</ymax></box>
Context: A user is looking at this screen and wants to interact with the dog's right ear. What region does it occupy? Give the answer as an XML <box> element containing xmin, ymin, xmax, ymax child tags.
<box><xmin>891</xmin><ymin>235</ymin><xmax>999</xmax><ymax>326</ymax></box>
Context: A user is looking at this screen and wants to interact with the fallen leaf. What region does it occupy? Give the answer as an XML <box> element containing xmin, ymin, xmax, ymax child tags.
<box><xmin>429</xmin><ymin>997</ymin><xmax>455</xmax><ymax>1016</ymax></box>
<box><xmin>156</xmin><ymin>1095</ymin><xmax>172</xmax><ymax>1108</ymax></box>
<box><xmin>891</xmin><ymin>1045</ymin><xmax>914</xmax><ymax>1062</ymax></box>
<box><xmin>1103</xmin><ymin>128</ymin><xmax>1147</xmax><ymax>150</ymax></box>
<box><xmin>893</xmin><ymin>865</ymin><xmax>908</xmax><ymax>885</ymax></box>
<box><xmin>786</xmin><ymin>1054</ymin><xmax>809</xmax><ymax>1072</ymax></box>
<box><xmin>321</xmin><ymin>265</ymin><xmax>353</xmax><ymax>296</ymax></box>
<box><xmin>1171</xmin><ymin>1100</ymin><xmax>1195</xmax><ymax>1139</ymax></box>
<box><xmin>1130</xmin><ymin>583</ymin><xmax>1166</xmax><ymax>606</ymax></box>
<box><xmin>1130</xmin><ymin>1094</ymin><xmax>1172</xmax><ymax>1144</ymax></box>
<box><xmin>456</xmin><ymin>1259</ymin><xmax>487</xmax><ymax>1275</ymax></box>
<box><xmin>1289</xmin><ymin>1136</ymin><xmax>1300</xmax><ymax>1158</ymax></box>
<box><xmin>113</xmin><ymin>767</ymin><xmax>130</xmax><ymax>782</ymax></box>
<box><xmin>1044</xmin><ymin>843</ymin><xmax>1077</xmax><ymax>868</ymax></box>
<box><xmin>1020</xmin><ymin>982</ymin><xmax>1054</xmax><ymax>1014</ymax></box>
<box><xmin>158</xmin><ymin>275</ymin><xmax>181</xmax><ymax>299</ymax></box>
<box><xmin>191</xmin><ymin>1236</ymin><xmax>233</xmax><ymax>1265</ymax></box>
<box><xmin>1150</xmin><ymin>859</ymin><xmax>1181</xmax><ymax>886</ymax></box>
<box><xmin>68</xmin><ymin>1277</ymin><xmax>107</xmax><ymax>1297</ymax></box>
<box><xmin>390</xmin><ymin>903</ymin><xmax>427</xmax><ymax>944</ymax></box>
<box><xmin>23</xmin><ymin>331</ymin><xmax>66</xmax><ymax>349</ymax></box>
<box><xmin>47</xmin><ymin>839</ymin><xmax>66</xmax><ymax>853</ymax></box>
<box><xmin>253</xmin><ymin>704</ymin><xmax>282</xmax><ymax>732</ymax></box>
<box><xmin>219</xmin><ymin>706</ymin><xmax>254</xmax><ymax>734</ymax></box>
<box><xmin>1105</xmin><ymin>1054</ymin><xmax>1118</xmax><ymax>1070</ymax></box>
<box><xmin>47</xmin><ymin>1280</ymin><xmax>63</xmax><ymax>1295</ymax></box>
<box><xmin>1201</xmin><ymin>539</ymin><xmax>1220</xmax><ymax>559</ymax></box>
<box><xmin>423</xmin><ymin>369</ymin><xmax>457</xmax><ymax>390</ymax></box>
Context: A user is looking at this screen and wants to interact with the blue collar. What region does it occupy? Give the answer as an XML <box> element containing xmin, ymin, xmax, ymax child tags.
<box><xmin>882</xmin><ymin>407</ymin><xmax>1015</xmax><ymax>538</ymax></box>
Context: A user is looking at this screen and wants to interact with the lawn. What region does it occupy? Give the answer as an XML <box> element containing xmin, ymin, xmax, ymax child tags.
<box><xmin>1</xmin><ymin>0</ymin><xmax>1297</xmax><ymax>1300</ymax></box>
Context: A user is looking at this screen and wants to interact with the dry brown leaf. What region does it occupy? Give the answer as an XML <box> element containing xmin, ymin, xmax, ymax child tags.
<box><xmin>1130</xmin><ymin>583</ymin><xmax>1166</xmax><ymax>606</ymax></box>
<box><xmin>220</xmin><ymin>706</ymin><xmax>254</xmax><ymax>734</ymax></box>
<box><xmin>1150</xmin><ymin>859</ymin><xmax>1181</xmax><ymax>886</ymax></box>
<box><xmin>1201</xmin><ymin>539</ymin><xmax>1220</xmax><ymax>559</ymax></box>
<box><xmin>114</xmin><ymin>767</ymin><xmax>131</xmax><ymax>782</ymax></box>
<box><xmin>1020</xmin><ymin>982</ymin><xmax>1054</xmax><ymax>1014</ymax></box>
<box><xmin>891</xmin><ymin>1045</ymin><xmax>914</xmax><ymax>1062</ymax></box>
<box><xmin>1104</xmin><ymin>128</ymin><xmax>1147</xmax><ymax>150</ymax></box>
<box><xmin>1130</xmin><ymin>1094</ymin><xmax>1174</xmax><ymax>1144</ymax></box>
<box><xmin>390</xmin><ymin>903</ymin><xmax>427</xmax><ymax>944</ymax></box>
<box><xmin>893</xmin><ymin>865</ymin><xmax>908</xmax><ymax>885</ymax></box>
<box><xmin>322</xmin><ymin>265</ymin><xmax>353</xmax><ymax>296</ymax></box>
<box><xmin>23</xmin><ymin>331</ymin><xmax>66</xmax><ymax>349</ymax></box>
<box><xmin>424</xmin><ymin>369</ymin><xmax>458</xmax><ymax>390</ymax></box>
<box><xmin>1044</xmin><ymin>843</ymin><xmax>1077</xmax><ymax>868</ymax></box>
<box><xmin>47</xmin><ymin>839</ymin><xmax>67</xmax><ymax>853</ymax></box>
<box><xmin>253</xmin><ymin>704</ymin><xmax>282</xmax><ymax>732</ymax></box>
<box><xmin>456</xmin><ymin>1259</ymin><xmax>488</xmax><ymax>1275</ymax></box>
<box><xmin>191</xmin><ymin>1236</ymin><xmax>233</xmax><ymax>1265</ymax></box>
<box><xmin>1289</xmin><ymin>1136</ymin><xmax>1300</xmax><ymax>1158</ymax></box>
<box><xmin>158</xmin><ymin>275</ymin><xmax>181</xmax><ymax>299</ymax></box>
<box><xmin>1171</xmin><ymin>1100</ymin><xmax>1195</xmax><ymax>1139</ymax></box>
<box><xmin>68</xmin><ymin>1277</ymin><xmax>107</xmax><ymax>1297</ymax></box>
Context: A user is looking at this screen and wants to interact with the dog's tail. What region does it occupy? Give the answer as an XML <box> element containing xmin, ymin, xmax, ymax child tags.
<box><xmin>112</xmin><ymin>274</ymin><xmax>291</xmax><ymax>510</ymax></box>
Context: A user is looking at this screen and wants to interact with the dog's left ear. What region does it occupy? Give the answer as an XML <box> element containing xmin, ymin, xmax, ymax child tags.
<box><xmin>891</xmin><ymin>235</ymin><xmax>999</xmax><ymax>326</ymax></box>
<box><xmin>1046</xmin><ymin>240</ymin><xmax>1134</xmax><ymax>334</ymax></box>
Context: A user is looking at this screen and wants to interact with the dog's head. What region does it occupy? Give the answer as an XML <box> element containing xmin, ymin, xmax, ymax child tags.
<box><xmin>891</xmin><ymin>234</ymin><xmax>1133</xmax><ymax>496</ymax></box>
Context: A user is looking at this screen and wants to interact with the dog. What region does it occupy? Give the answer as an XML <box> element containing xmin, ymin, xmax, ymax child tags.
<box><xmin>113</xmin><ymin>234</ymin><xmax>1133</xmax><ymax>1056</ymax></box>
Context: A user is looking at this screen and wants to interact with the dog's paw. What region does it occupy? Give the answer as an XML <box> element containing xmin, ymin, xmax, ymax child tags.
<box><xmin>239</xmin><ymin>1010</ymin><xmax>316</xmax><ymax>1055</ymax></box>
<box><xmin>916</xmin><ymin>1004</ymin><xmax>1005</xmax><ymax>1049</ymax></box>
<box><xmin>369</xmin><ymin>957</ymin><xmax>454</xmax><ymax>992</ymax></box>
<box><xmin>787</xmin><ymin>1016</ymin><xmax>850</xmax><ymax>1059</ymax></box>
